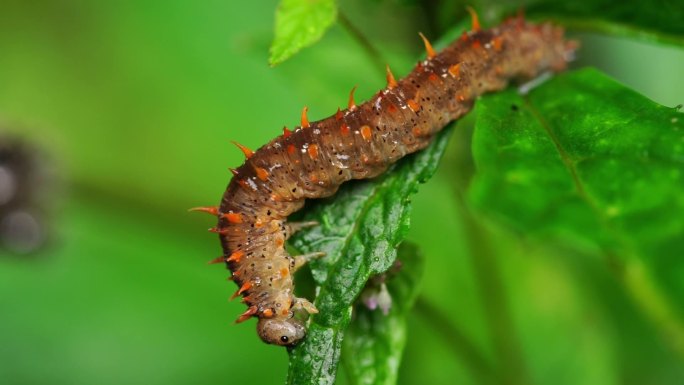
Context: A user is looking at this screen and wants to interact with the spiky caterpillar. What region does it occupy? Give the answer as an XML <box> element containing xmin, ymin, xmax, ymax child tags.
<box><xmin>193</xmin><ymin>14</ymin><xmax>576</xmax><ymax>346</ymax></box>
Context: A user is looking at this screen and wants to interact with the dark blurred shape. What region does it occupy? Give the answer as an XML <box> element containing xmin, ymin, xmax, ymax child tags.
<box><xmin>0</xmin><ymin>135</ymin><xmax>52</xmax><ymax>255</ymax></box>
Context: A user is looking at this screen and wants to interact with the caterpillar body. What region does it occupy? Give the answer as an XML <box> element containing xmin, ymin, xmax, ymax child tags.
<box><xmin>193</xmin><ymin>14</ymin><xmax>576</xmax><ymax>346</ymax></box>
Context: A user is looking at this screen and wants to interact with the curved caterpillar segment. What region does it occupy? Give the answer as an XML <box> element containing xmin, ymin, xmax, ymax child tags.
<box><xmin>194</xmin><ymin>12</ymin><xmax>576</xmax><ymax>346</ymax></box>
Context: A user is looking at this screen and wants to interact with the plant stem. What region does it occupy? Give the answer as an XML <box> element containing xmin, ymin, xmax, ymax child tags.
<box><xmin>459</xmin><ymin>206</ymin><xmax>530</xmax><ymax>385</ymax></box>
<box><xmin>621</xmin><ymin>258</ymin><xmax>684</xmax><ymax>359</ymax></box>
<box><xmin>445</xmin><ymin>122</ymin><xmax>530</xmax><ymax>384</ymax></box>
<box><xmin>414</xmin><ymin>296</ymin><xmax>495</xmax><ymax>383</ymax></box>
<box><xmin>337</xmin><ymin>10</ymin><xmax>386</xmax><ymax>76</ymax></box>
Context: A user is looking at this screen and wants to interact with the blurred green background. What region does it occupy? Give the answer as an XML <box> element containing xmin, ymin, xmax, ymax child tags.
<box><xmin>1</xmin><ymin>1</ymin><xmax>683</xmax><ymax>384</ymax></box>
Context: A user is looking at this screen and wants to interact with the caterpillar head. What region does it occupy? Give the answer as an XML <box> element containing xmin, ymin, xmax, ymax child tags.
<box><xmin>256</xmin><ymin>316</ymin><xmax>306</xmax><ymax>346</ymax></box>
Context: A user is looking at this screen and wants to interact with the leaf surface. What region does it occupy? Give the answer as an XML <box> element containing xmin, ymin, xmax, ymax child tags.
<box><xmin>341</xmin><ymin>243</ymin><xmax>425</xmax><ymax>385</ymax></box>
<box><xmin>269</xmin><ymin>0</ymin><xmax>338</xmax><ymax>66</ymax></box>
<box><xmin>286</xmin><ymin>127</ymin><xmax>452</xmax><ymax>385</ymax></box>
<box><xmin>525</xmin><ymin>0</ymin><xmax>684</xmax><ymax>47</ymax></box>
<box><xmin>469</xmin><ymin>67</ymin><xmax>684</xmax><ymax>348</ymax></box>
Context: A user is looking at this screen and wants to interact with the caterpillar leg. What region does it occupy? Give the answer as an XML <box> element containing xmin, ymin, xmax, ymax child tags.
<box><xmin>292</xmin><ymin>297</ymin><xmax>319</xmax><ymax>314</ymax></box>
<box><xmin>292</xmin><ymin>252</ymin><xmax>326</xmax><ymax>272</ymax></box>
<box><xmin>287</xmin><ymin>221</ymin><xmax>319</xmax><ymax>237</ymax></box>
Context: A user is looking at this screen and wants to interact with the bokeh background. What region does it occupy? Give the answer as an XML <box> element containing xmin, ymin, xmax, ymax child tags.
<box><xmin>1</xmin><ymin>1</ymin><xmax>683</xmax><ymax>384</ymax></box>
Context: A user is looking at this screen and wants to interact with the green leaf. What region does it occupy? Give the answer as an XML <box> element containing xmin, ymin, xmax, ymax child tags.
<box><xmin>286</xmin><ymin>126</ymin><xmax>453</xmax><ymax>384</ymax></box>
<box><xmin>524</xmin><ymin>0</ymin><xmax>684</xmax><ymax>47</ymax></box>
<box><xmin>435</xmin><ymin>0</ymin><xmax>684</xmax><ymax>47</ymax></box>
<box><xmin>269</xmin><ymin>0</ymin><xmax>338</xmax><ymax>66</ymax></box>
<box><xmin>469</xmin><ymin>67</ymin><xmax>684</xmax><ymax>351</ymax></box>
<box><xmin>341</xmin><ymin>242</ymin><xmax>425</xmax><ymax>385</ymax></box>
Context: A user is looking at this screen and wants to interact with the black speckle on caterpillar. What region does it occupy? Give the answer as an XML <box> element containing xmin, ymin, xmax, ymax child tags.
<box><xmin>192</xmin><ymin>12</ymin><xmax>577</xmax><ymax>346</ymax></box>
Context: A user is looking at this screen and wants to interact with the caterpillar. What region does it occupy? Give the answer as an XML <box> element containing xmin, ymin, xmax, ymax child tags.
<box><xmin>192</xmin><ymin>11</ymin><xmax>576</xmax><ymax>346</ymax></box>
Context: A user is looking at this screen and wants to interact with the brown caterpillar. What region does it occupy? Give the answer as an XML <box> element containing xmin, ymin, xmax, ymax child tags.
<box><xmin>192</xmin><ymin>12</ymin><xmax>576</xmax><ymax>346</ymax></box>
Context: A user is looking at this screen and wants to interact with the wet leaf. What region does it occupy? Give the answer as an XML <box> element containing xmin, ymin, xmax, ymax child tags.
<box><xmin>286</xmin><ymin>127</ymin><xmax>453</xmax><ymax>385</ymax></box>
<box><xmin>341</xmin><ymin>242</ymin><xmax>425</xmax><ymax>385</ymax></box>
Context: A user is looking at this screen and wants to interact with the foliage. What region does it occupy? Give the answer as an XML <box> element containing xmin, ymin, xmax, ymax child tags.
<box><xmin>287</xmin><ymin>128</ymin><xmax>451</xmax><ymax>384</ymax></box>
<box><xmin>272</xmin><ymin>0</ymin><xmax>684</xmax><ymax>384</ymax></box>
<box><xmin>470</xmin><ymin>67</ymin><xmax>684</xmax><ymax>353</ymax></box>
<box><xmin>270</xmin><ymin>0</ymin><xmax>338</xmax><ymax>66</ymax></box>
<box><xmin>0</xmin><ymin>1</ymin><xmax>683</xmax><ymax>385</ymax></box>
